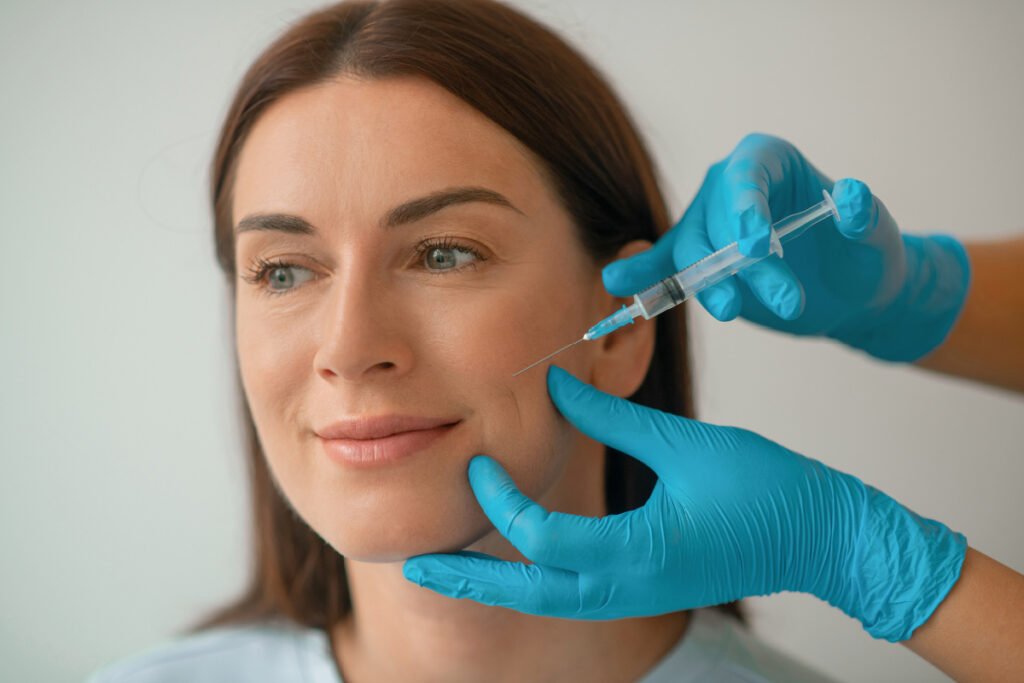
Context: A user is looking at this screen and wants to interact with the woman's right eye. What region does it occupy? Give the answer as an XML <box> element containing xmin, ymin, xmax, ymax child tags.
<box><xmin>242</xmin><ymin>258</ymin><xmax>315</xmax><ymax>296</ymax></box>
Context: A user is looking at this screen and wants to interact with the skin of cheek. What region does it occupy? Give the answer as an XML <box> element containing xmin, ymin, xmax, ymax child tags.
<box><xmin>234</xmin><ymin>240</ymin><xmax>606</xmax><ymax>563</ymax></box>
<box><xmin>417</xmin><ymin>269</ymin><xmax>601</xmax><ymax>559</ymax></box>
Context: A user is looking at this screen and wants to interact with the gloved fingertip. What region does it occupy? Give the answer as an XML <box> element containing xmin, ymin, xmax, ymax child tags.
<box><xmin>547</xmin><ymin>365</ymin><xmax>584</xmax><ymax>399</ymax></box>
<box><xmin>547</xmin><ymin>365</ymin><xmax>606</xmax><ymax>429</ymax></box>
<box><xmin>467</xmin><ymin>455</ymin><xmax>515</xmax><ymax>501</ymax></box>
<box><xmin>742</xmin><ymin>260</ymin><xmax>803</xmax><ymax>320</ymax></box>
<box><xmin>737</xmin><ymin>205</ymin><xmax>772</xmax><ymax>257</ymax></box>
<box><xmin>832</xmin><ymin>178</ymin><xmax>877</xmax><ymax>240</ymax></box>
<box><xmin>602</xmin><ymin>246</ymin><xmax>671</xmax><ymax>296</ymax></box>
<box><xmin>600</xmin><ymin>262</ymin><xmax>635</xmax><ymax>297</ymax></box>
<box><xmin>408</xmin><ymin>571</ymin><xmax>470</xmax><ymax>599</ymax></box>
<box><xmin>698</xmin><ymin>283</ymin><xmax>740</xmax><ymax>321</ymax></box>
<box><xmin>467</xmin><ymin>454</ymin><xmax>497</xmax><ymax>477</ymax></box>
<box><xmin>403</xmin><ymin>560</ymin><xmax>427</xmax><ymax>585</ymax></box>
<box><xmin>775</xmin><ymin>280</ymin><xmax>806</xmax><ymax>321</ymax></box>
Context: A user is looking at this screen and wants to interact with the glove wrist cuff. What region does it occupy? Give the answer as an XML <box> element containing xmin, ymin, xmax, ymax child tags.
<box><xmin>829</xmin><ymin>486</ymin><xmax>967</xmax><ymax>642</ymax></box>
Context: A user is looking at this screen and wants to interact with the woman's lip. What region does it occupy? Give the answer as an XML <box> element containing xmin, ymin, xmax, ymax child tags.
<box><xmin>316</xmin><ymin>415</ymin><xmax>461</xmax><ymax>440</ymax></box>
<box><xmin>318</xmin><ymin>421</ymin><xmax>460</xmax><ymax>467</ymax></box>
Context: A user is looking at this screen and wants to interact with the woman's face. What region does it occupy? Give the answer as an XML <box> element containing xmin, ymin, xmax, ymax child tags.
<box><xmin>233</xmin><ymin>76</ymin><xmax>641</xmax><ymax>561</ymax></box>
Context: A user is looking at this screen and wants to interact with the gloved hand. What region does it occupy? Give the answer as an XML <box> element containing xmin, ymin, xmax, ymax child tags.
<box><xmin>602</xmin><ymin>133</ymin><xmax>971</xmax><ymax>362</ymax></box>
<box><xmin>403</xmin><ymin>366</ymin><xmax>967</xmax><ymax>642</ymax></box>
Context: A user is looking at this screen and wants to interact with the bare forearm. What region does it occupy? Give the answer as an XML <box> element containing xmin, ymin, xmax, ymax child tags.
<box><xmin>903</xmin><ymin>547</ymin><xmax>1024</xmax><ymax>681</ymax></box>
<box><xmin>917</xmin><ymin>237</ymin><xmax>1024</xmax><ymax>392</ymax></box>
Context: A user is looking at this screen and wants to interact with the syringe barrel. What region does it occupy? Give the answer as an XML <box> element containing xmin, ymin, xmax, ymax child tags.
<box><xmin>634</xmin><ymin>191</ymin><xmax>838</xmax><ymax>319</ymax></box>
<box><xmin>634</xmin><ymin>277</ymin><xmax>686</xmax><ymax>319</ymax></box>
<box><xmin>632</xmin><ymin>242</ymin><xmax>751</xmax><ymax>319</ymax></box>
<box><xmin>671</xmin><ymin>245</ymin><xmax>750</xmax><ymax>301</ymax></box>
<box><xmin>630</xmin><ymin>189</ymin><xmax>839</xmax><ymax>321</ymax></box>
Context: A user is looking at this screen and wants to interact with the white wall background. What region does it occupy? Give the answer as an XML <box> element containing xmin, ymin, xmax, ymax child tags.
<box><xmin>2</xmin><ymin>1</ymin><xmax>1021</xmax><ymax>681</ymax></box>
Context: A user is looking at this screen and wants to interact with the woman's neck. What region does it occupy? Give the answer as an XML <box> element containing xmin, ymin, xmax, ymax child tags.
<box><xmin>331</xmin><ymin>560</ymin><xmax>687</xmax><ymax>682</ymax></box>
<box><xmin>329</xmin><ymin>438</ymin><xmax>688</xmax><ymax>682</ymax></box>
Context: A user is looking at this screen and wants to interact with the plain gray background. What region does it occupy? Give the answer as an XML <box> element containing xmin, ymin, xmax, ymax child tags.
<box><xmin>2</xmin><ymin>1</ymin><xmax>1022</xmax><ymax>681</ymax></box>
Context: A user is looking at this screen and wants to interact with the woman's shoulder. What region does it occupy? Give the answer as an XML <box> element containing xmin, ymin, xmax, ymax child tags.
<box><xmin>642</xmin><ymin>609</ymin><xmax>839</xmax><ymax>683</ymax></box>
<box><xmin>84</xmin><ymin>619</ymin><xmax>342</xmax><ymax>683</ymax></box>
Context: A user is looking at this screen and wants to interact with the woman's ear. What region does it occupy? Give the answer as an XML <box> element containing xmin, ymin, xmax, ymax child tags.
<box><xmin>588</xmin><ymin>240</ymin><xmax>657</xmax><ymax>398</ymax></box>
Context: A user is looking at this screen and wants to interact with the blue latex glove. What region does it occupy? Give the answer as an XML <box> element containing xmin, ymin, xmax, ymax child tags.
<box><xmin>602</xmin><ymin>133</ymin><xmax>970</xmax><ymax>362</ymax></box>
<box><xmin>403</xmin><ymin>366</ymin><xmax>967</xmax><ymax>642</ymax></box>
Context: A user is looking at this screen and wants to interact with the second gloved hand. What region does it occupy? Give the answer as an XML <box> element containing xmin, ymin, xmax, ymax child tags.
<box><xmin>403</xmin><ymin>366</ymin><xmax>967</xmax><ymax>642</ymax></box>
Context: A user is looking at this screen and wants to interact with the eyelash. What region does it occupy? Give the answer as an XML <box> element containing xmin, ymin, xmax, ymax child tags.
<box><xmin>240</xmin><ymin>236</ymin><xmax>486</xmax><ymax>297</ymax></box>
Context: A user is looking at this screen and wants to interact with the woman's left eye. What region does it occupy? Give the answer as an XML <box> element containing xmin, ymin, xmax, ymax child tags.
<box><xmin>419</xmin><ymin>241</ymin><xmax>483</xmax><ymax>273</ymax></box>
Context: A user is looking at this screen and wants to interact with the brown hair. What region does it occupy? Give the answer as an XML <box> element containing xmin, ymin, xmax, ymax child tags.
<box><xmin>192</xmin><ymin>0</ymin><xmax>742</xmax><ymax>633</ymax></box>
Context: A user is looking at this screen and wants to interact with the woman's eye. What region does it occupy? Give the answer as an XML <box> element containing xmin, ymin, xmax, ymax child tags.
<box><xmin>266</xmin><ymin>264</ymin><xmax>314</xmax><ymax>292</ymax></box>
<box><xmin>423</xmin><ymin>246</ymin><xmax>478</xmax><ymax>272</ymax></box>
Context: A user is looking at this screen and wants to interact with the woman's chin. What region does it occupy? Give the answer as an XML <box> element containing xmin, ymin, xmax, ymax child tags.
<box><xmin>315</xmin><ymin>507</ymin><xmax>496</xmax><ymax>563</ymax></box>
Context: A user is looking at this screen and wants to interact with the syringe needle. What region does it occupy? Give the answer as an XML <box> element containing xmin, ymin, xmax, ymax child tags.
<box><xmin>512</xmin><ymin>337</ymin><xmax>585</xmax><ymax>377</ymax></box>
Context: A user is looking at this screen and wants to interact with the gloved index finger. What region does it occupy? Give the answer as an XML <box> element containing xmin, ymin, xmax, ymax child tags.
<box><xmin>600</xmin><ymin>225</ymin><xmax>677</xmax><ymax>297</ymax></box>
<box><xmin>403</xmin><ymin>550</ymin><xmax>587</xmax><ymax>618</ymax></box>
<box><xmin>669</xmin><ymin>201</ymin><xmax>744</xmax><ymax>321</ymax></box>
<box><xmin>720</xmin><ymin>153</ymin><xmax>774</xmax><ymax>258</ymax></box>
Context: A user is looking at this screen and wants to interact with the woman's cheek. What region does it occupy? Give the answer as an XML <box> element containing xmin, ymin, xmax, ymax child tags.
<box><xmin>421</xmin><ymin>289</ymin><xmax>579</xmax><ymax>505</ymax></box>
<box><xmin>238</xmin><ymin>312</ymin><xmax>299</xmax><ymax>403</ymax></box>
<box><xmin>235</xmin><ymin>302</ymin><xmax>317</xmax><ymax>485</ymax></box>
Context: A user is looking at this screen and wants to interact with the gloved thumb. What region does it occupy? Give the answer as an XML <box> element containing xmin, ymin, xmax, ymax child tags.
<box><xmin>547</xmin><ymin>365</ymin><xmax>694</xmax><ymax>477</ymax></box>
<box><xmin>832</xmin><ymin>178</ymin><xmax>879</xmax><ymax>240</ymax></box>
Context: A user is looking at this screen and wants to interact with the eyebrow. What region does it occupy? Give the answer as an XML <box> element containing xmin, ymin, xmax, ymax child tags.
<box><xmin>234</xmin><ymin>186</ymin><xmax>524</xmax><ymax>235</ymax></box>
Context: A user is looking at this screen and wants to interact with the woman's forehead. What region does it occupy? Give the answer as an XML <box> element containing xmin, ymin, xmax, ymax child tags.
<box><xmin>231</xmin><ymin>75</ymin><xmax>552</xmax><ymax>227</ymax></box>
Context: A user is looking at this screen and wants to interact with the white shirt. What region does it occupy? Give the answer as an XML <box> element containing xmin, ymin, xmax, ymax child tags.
<box><xmin>87</xmin><ymin>609</ymin><xmax>836</xmax><ymax>682</ymax></box>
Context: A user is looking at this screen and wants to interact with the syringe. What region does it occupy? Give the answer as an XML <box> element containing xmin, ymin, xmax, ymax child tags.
<box><xmin>513</xmin><ymin>189</ymin><xmax>841</xmax><ymax>377</ymax></box>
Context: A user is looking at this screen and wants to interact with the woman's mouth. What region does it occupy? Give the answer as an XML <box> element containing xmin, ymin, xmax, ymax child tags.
<box><xmin>315</xmin><ymin>415</ymin><xmax>462</xmax><ymax>467</ymax></box>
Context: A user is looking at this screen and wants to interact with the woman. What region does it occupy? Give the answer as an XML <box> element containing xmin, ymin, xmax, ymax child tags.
<box><xmin>88</xmin><ymin>1</ymin><xmax>831</xmax><ymax>680</ymax></box>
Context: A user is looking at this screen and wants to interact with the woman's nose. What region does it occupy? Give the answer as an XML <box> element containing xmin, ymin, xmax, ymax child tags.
<box><xmin>313</xmin><ymin>275</ymin><xmax>415</xmax><ymax>382</ymax></box>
